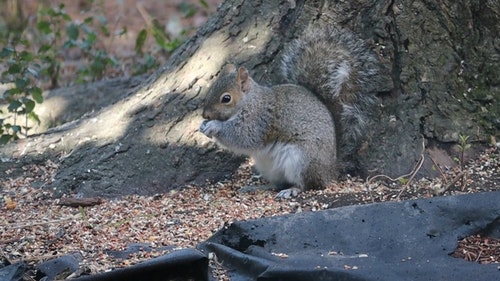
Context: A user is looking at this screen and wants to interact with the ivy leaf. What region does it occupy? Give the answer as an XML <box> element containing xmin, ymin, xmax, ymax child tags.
<box><xmin>100</xmin><ymin>25</ymin><xmax>110</xmax><ymax>37</ymax></box>
<box><xmin>135</xmin><ymin>29</ymin><xmax>148</xmax><ymax>54</ymax></box>
<box><xmin>29</xmin><ymin>112</ymin><xmax>41</xmax><ymax>124</ymax></box>
<box><xmin>0</xmin><ymin>134</ymin><xmax>12</xmax><ymax>145</ymax></box>
<box><xmin>179</xmin><ymin>3</ymin><xmax>197</xmax><ymax>18</ymax></box>
<box><xmin>199</xmin><ymin>0</ymin><xmax>209</xmax><ymax>9</ymax></box>
<box><xmin>0</xmin><ymin>47</ymin><xmax>14</xmax><ymax>58</ymax></box>
<box><xmin>7</xmin><ymin>63</ymin><xmax>22</xmax><ymax>75</ymax></box>
<box><xmin>31</xmin><ymin>87</ymin><xmax>43</xmax><ymax>103</ymax></box>
<box><xmin>66</xmin><ymin>23</ymin><xmax>79</xmax><ymax>40</ymax></box>
<box><xmin>20</xmin><ymin>51</ymin><xmax>34</xmax><ymax>62</ymax></box>
<box><xmin>84</xmin><ymin>16</ymin><xmax>94</xmax><ymax>24</ymax></box>
<box><xmin>37</xmin><ymin>20</ymin><xmax>52</xmax><ymax>34</ymax></box>
<box><xmin>8</xmin><ymin>100</ymin><xmax>22</xmax><ymax>112</ymax></box>
<box><xmin>38</xmin><ymin>44</ymin><xmax>52</xmax><ymax>53</ymax></box>
<box><xmin>11</xmin><ymin>125</ymin><xmax>21</xmax><ymax>133</ymax></box>
<box><xmin>23</xmin><ymin>99</ymin><xmax>36</xmax><ymax>114</ymax></box>
<box><xmin>15</xmin><ymin>78</ymin><xmax>29</xmax><ymax>90</ymax></box>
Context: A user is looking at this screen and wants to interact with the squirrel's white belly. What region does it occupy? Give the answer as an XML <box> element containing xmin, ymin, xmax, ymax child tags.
<box><xmin>251</xmin><ymin>142</ymin><xmax>306</xmax><ymax>186</ymax></box>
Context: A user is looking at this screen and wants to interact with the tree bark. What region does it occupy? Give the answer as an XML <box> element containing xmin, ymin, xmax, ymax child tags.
<box><xmin>1</xmin><ymin>0</ymin><xmax>498</xmax><ymax>197</ymax></box>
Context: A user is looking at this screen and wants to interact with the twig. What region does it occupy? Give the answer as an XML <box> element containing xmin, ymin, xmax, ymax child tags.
<box><xmin>366</xmin><ymin>137</ymin><xmax>426</xmax><ymax>201</ymax></box>
<box><xmin>396</xmin><ymin>153</ymin><xmax>425</xmax><ymax>199</ymax></box>
<box><xmin>136</xmin><ymin>2</ymin><xmax>153</xmax><ymax>27</ymax></box>
<box><xmin>366</xmin><ymin>156</ymin><xmax>422</xmax><ymax>184</ymax></box>
<box><xmin>429</xmin><ymin>155</ymin><xmax>447</xmax><ymax>184</ymax></box>
<box><xmin>441</xmin><ymin>170</ymin><xmax>467</xmax><ymax>194</ymax></box>
<box><xmin>57</xmin><ymin>197</ymin><xmax>104</xmax><ymax>207</ymax></box>
<box><xmin>368</xmin><ymin>137</ymin><xmax>425</xmax><ymax>184</ymax></box>
<box><xmin>0</xmin><ymin>237</ymin><xmax>22</xmax><ymax>244</ymax></box>
<box><xmin>7</xmin><ymin>216</ymin><xmax>78</xmax><ymax>230</ymax></box>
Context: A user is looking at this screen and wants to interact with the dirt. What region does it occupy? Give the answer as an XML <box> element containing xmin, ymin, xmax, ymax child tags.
<box><xmin>1</xmin><ymin>146</ymin><xmax>499</xmax><ymax>280</ymax></box>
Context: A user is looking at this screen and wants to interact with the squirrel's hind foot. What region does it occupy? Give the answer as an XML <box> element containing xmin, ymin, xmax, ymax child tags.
<box><xmin>275</xmin><ymin>187</ymin><xmax>301</xmax><ymax>199</ymax></box>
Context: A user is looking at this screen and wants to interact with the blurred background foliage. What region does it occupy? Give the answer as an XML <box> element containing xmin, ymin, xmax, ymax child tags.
<box><xmin>0</xmin><ymin>0</ymin><xmax>220</xmax><ymax>144</ymax></box>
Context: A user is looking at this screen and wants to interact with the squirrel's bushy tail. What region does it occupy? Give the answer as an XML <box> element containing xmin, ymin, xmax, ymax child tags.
<box><xmin>281</xmin><ymin>26</ymin><xmax>381</xmax><ymax>173</ymax></box>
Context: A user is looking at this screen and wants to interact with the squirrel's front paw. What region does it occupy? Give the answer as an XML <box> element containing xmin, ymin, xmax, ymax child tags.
<box><xmin>199</xmin><ymin>120</ymin><xmax>220</xmax><ymax>138</ymax></box>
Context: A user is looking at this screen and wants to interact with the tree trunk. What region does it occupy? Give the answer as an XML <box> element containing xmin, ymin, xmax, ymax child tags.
<box><xmin>1</xmin><ymin>0</ymin><xmax>498</xmax><ymax>197</ymax></box>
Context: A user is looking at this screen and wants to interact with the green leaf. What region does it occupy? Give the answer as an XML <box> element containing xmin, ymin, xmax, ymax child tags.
<box><xmin>0</xmin><ymin>134</ymin><xmax>12</xmax><ymax>145</ymax></box>
<box><xmin>23</xmin><ymin>99</ymin><xmax>36</xmax><ymax>113</ymax></box>
<box><xmin>15</xmin><ymin>78</ymin><xmax>29</xmax><ymax>90</ymax></box>
<box><xmin>100</xmin><ymin>25</ymin><xmax>110</xmax><ymax>37</ymax></box>
<box><xmin>164</xmin><ymin>38</ymin><xmax>182</xmax><ymax>52</ymax></box>
<box><xmin>20</xmin><ymin>51</ymin><xmax>34</xmax><ymax>62</ymax></box>
<box><xmin>84</xmin><ymin>16</ymin><xmax>94</xmax><ymax>24</ymax></box>
<box><xmin>81</xmin><ymin>24</ymin><xmax>93</xmax><ymax>34</ymax></box>
<box><xmin>3</xmin><ymin>88</ymin><xmax>17</xmax><ymax>100</ymax></box>
<box><xmin>142</xmin><ymin>53</ymin><xmax>156</xmax><ymax>68</ymax></box>
<box><xmin>63</xmin><ymin>39</ymin><xmax>77</xmax><ymax>49</ymax></box>
<box><xmin>135</xmin><ymin>29</ymin><xmax>148</xmax><ymax>54</ymax></box>
<box><xmin>62</xmin><ymin>13</ymin><xmax>72</xmax><ymax>21</ymax></box>
<box><xmin>8</xmin><ymin>100</ymin><xmax>22</xmax><ymax>112</ymax></box>
<box><xmin>37</xmin><ymin>20</ymin><xmax>52</xmax><ymax>34</ymax></box>
<box><xmin>179</xmin><ymin>3</ymin><xmax>197</xmax><ymax>18</ymax></box>
<box><xmin>31</xmin><ymin>87</ymin><xmax>43</xmax><ymax>103</ymax></box>
<box><xmin>66</xmin><ymin>23</ymin><xmax>79</xmax><ymax>40</ymax></box>
<box><xmin>199</xmin><ymin>0</ymin><xmax>209</xmax><ymax>9</ymax></box>
<box><xmin>45</xmin><ymin>8</ymin><xmax>58</xmax><ymax>17</ymax></box>
<box><xmin>107</xmin><ymin>56</ymin><xmax>118</xmax><ymax>67</ymax></box>
<box><xmin>28</xmin><ymin>111</ymin><xmax>41</xmax><ymax>124</ymax></box>
<box><xmin>7</xmin><ymin>64</ymin><xmax>22</xmax><ymax>75</ymax></box>
<box><xmin>38</xmin><ymin>44</ymin><xmax>52</xmax><ymax>53</ymax></box>
<box><xmin>0</xmin><ymin>47</ymin><xmax>14</xmax><ymax>58</ymax></box>
<box><xmin>133</xmin><ymin>53</ymin><xmax>157</xmax><ymax>75</ymax></box>
<box><xmin>86</xmin><ymin>32</ymin><xmax>97</xmax><ymax>44</ymax></box>
<box><xmin>152</xmin><ymin>27</ymin><xmax>167</xmax><ymax>49</ymax></box>
<box><xmin>4</xmin><ymin>88</ymin><xmax>22</xmax><ymax>97</ymax></box>
<box><xmin>11</xmin><ymin>125</ymin><xmax>21</xmax><ymax>133</ymax></box>
<box><xmin>90</xmin><ymin>59</ymin><xmax>105</xmax><ymax>74</ymax></box>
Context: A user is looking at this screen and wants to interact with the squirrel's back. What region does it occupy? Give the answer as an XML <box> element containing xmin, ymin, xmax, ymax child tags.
<box><xmin>282</xmin><ymin>26</ymin><xmax>381</xmax><ymax>174</ymax></box>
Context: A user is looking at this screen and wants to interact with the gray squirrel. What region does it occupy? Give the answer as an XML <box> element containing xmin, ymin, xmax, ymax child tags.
<box><xmin>199</xmin><ymin>26</ymin><xmax>381</xmax><ymax>198</ymax></box>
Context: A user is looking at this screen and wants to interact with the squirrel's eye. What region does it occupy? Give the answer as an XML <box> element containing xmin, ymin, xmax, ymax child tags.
<box><xmin>221</xmin><ymin>94</ymin><xmax>231</xmax><ymax>104</ymax></box>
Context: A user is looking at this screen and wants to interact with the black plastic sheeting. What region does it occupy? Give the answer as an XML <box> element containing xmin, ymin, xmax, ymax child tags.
<box><xmin>197</xmin><ymin>191</ymin><xmax>500</xmax><ymax>281</ymax></box>
<box><xmin>72</xmin><ymin>249</ymin><xmax>208</xmax><ymax>281</ymax></box>
<box><xmin>2</xmin><ymin>192</ymin><xmax>499</xmax><ymax>281</ymax></box>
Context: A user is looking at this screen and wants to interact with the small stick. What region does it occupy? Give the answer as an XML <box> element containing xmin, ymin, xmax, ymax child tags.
<box><xmin>429</xmin><ymin>155</ymin><xmax>448</xmax><ymax>184</ymax></box>
<box><xmin>441</xmin><ymin>170</ymin><xmax>467</xmax><ymax>194</ymax></box>
<box><xmin>57</xmin><ymin>197</ymin><xmax>104</xmax><ymax>208</ymax></box>
<box><xmin>7</xmin><ymin>216</ymin><xmax>79</xmax><ymax>229</ymax></box>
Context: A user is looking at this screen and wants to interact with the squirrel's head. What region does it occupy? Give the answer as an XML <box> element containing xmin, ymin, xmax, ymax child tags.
<box><xmin>201</xmin><ymin>64</ymin><xmax>252</xmax><ymax>121</ymax></box>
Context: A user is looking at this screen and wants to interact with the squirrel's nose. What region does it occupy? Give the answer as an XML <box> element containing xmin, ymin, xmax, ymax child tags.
<box><xmin>202</xmin><ymin>109</ymin><xmax>212</xmax><ymax>120</ymax></box>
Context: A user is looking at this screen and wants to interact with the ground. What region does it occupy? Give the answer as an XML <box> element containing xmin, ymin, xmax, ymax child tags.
<box><xmin>0</xmin><ymin>146</ymin><xmax>499</xmax><ymax>280</ymax></box>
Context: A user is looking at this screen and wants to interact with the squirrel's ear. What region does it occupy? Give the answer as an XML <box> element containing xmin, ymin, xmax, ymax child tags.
<box><xmin>237</xmin><ymin>66</ymin><xmax>250</xmax><ymax>93</ymax></box>
<box><xmin>222</xmin><ymin>64</ymin><xmax>237</xmax><ymax>74</ymax></box>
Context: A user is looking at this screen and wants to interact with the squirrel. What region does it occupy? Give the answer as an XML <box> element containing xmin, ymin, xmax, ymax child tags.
<box><xmin>199</xmin><ymin>26</ymin><xmax>381</xmax><ymax>198</ymax></box>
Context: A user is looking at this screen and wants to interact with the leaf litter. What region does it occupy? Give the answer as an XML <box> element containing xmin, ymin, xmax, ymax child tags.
<box><xmin>1</xmin><ymin>147</ymin><xmax>499</xmax><ymax>279</ymax></box>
